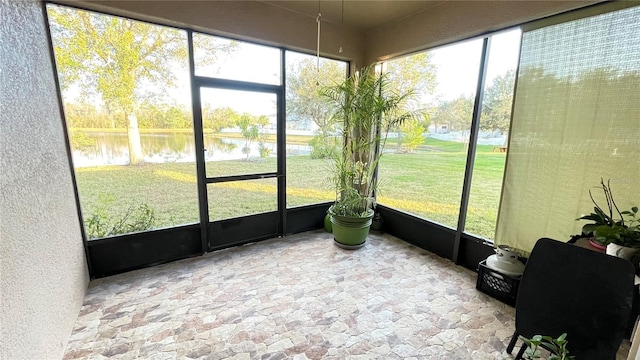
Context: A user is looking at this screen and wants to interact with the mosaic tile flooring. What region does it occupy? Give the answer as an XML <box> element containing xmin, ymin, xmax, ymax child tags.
<box><xmin>64</xmin><ymin>230</ymin><xmax>630</xmax><ymax>359</ymax></box>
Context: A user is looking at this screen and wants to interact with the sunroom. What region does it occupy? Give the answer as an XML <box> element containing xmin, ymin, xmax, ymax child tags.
<box><xmin>2</xmin><ymin>0</ymin><xmax>639</xmax><ymax>359</ymax></box>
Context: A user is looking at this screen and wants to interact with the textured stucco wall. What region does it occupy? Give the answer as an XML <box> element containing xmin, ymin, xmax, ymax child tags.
<box><xmin>0</xmin><ymin>1</ymin><xmax>90</xmax><ymax>359</ymax></box>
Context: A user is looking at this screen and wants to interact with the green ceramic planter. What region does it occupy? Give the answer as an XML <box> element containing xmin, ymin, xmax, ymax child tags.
<box><xmin>324</xmin><ymin>213</ymin><xmax>332</xmax><ymax>233</ymax></box>
<box><xmin>329</xmin><ymin>207</ymin><xmax>374</xmax><ymax>249</ymax></box>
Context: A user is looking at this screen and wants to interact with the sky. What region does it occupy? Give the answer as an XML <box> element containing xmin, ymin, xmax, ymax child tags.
<box><xmin>426</xmin><ymin>28</ymin><xmax>521</xmax><ymax>102</ymax></box>
<box><xmin>62</xmin><ymin>21</ymin><xmax>521</xmax><ymax>122</ymax></box>
<box><xmin>194</xmin><ymin>36</ymin><xmax>282</xmax><ymax>86</ymax></box>
<box><xmin>192</xmin><ymin>28</ymin><xmax>522</xmax><ymax>116</ymax></box>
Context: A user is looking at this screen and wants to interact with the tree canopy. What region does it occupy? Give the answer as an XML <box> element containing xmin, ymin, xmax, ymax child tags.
<box><xmin>385</xmin><ymin>52</ymin><xmax>437</xmax><ymax>107</ymax></box>
<box><xmin>384</xmin><ymin>52</ymin><xmax>437</xmax><ymax>151</ymax></box>
<box><xmin>47</xmin><ymin>4</ymin><xmax>235</xmax><ymax>164</ymax></box>
<box><xmin>203</xmin><ymin>107</ymin><xmax>239</xmax><ymax>132</ymax></box>
<box><xmin>286</xmin><ymin>57</ymin><xmax>347</xmax><ymax>135</ymax></box>
<box><xmin>432</xmin><ymin>96</ymin><xmax>474</xmax><ymax>134</ymax></box>
<box><xmin>481</xmin><ymin>69</ymin><xmax>516</xmax><ymax>134</ymax></box>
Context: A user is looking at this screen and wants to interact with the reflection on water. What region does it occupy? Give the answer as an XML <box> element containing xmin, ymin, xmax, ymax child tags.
<box><xmin>72</xmin><ymin>131</ymin><xmax>311</xmax><ymax>167</ymax></box>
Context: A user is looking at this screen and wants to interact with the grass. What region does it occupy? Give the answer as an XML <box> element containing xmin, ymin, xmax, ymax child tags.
<box><xmin>377</xmin><ymin>140</ymin><xmax>506</xmax><ymax>238</ymax></box>
<box><xmin>75</xmin><ymin>138</ymin><xmax>506</xmax><ymax>240</ymax></box>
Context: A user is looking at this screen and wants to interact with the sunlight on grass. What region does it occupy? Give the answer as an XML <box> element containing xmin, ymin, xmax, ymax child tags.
<box><xmin>154</xmin><ymin>169</ymin><xmax>196</xmax><ymax>183</ymax></box>
<box><xmin>76</xmin><ymin>165</ymin><xmax>127</xmax><ymax>173</ymax></box>
<box><xmin>377</xmin><ymin>196</ymin><xmax>460</xmax><ymax>216</ymax></box>
<box><xmin>153</xmin><ymin>168</ymin><xmax>333</xmax><ymax>201</ymax></box>
<box><xmin>75</xmin><ymin>138</ymin><xmax>506</xmax><ymax>240</ymax></box>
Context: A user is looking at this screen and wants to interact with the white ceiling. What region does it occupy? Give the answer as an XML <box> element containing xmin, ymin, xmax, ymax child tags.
<box><xmin>260</xmin><ymin>0</ymin><xmax>448</xmax><ymax>30</ymax></box>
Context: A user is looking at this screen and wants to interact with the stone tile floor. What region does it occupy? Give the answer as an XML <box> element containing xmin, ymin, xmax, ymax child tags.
<box><xmin>64</xmin><ymin>230</ymin><xmax>630</xmax><ymax>359</ymax></box>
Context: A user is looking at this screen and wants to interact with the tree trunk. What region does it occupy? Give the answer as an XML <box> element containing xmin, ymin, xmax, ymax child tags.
<box><xmin>126</xmin><ymin>112</ymin><xmax>144</xmax><ymax>165</ymax></box>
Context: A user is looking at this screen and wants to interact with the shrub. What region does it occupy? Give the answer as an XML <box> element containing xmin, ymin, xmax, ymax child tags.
<box><xmin>69</xmin><ymin>131</ymin><xmax>95</xmax><ymax>151</ymax></box>
<box><xmin>258</xmin><ymin>141</ymin><xmax>271</xmax><ymax>158</ymax></box>
<box><xmin>309</xmin><ymin>134</ymin><xmax>338</xmax><ymax>159</ymax></box>
<box><xmin>84</xmin><ymin>196</ymin><xmax>156</xmax><ymax>239</ymax></box>
<box><xmin>400</xmin><ymin>119</ymin><xmax>425</xmax><ymax>153</ymax></box>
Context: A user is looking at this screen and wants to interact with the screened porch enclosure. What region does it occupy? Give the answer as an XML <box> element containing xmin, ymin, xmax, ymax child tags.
<box><xmin>45</xmin><ymin>1</ymin><xmax>640</xmax><ymax>278</ymax></box>
<box><xmin>4</xmin><ymin>1</ymin><xmax>640</xmax><ymax>359</ymax></box>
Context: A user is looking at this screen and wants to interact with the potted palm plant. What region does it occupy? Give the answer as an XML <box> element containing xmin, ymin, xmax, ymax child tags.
<box><xmin>321</xmin><ymin>64</ymin><xmax>419</xmax><ymax>248</ymax></box>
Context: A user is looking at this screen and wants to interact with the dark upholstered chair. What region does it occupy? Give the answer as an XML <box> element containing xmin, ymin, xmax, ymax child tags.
<box><xmin>506</xmin><ymin>238</ymin><xmax>635</xmax><ymax>360</ymax></box>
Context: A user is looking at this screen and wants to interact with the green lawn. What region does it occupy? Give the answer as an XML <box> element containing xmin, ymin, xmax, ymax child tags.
<box><xmin>377</xmin><ymin>137</ymin><xmax>506</xmax><ymax>238</ymax></box>
<box><xmin>75</xmin><ymin>138</ymin><xmax>506</xmax><ymax>240</ymax></box>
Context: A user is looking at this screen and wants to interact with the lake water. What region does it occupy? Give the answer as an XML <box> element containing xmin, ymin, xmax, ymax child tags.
<box><xmin>72</xmin><ymin>132</ymin><xmax>311</xmax><ymax>167</ymax></box>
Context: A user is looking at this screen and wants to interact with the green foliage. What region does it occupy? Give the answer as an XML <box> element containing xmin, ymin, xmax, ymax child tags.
<box><xmin>432</xmin><ymin>95</ymin><xmax>474</xmax><ymax>133</ymax></box>
<box><xmin>258</xmin><ymin>140</ymin><xmax>271</xmax><ymax>159</ymax></box>
<box><xmin>385</xmin><ymin>52</ymin><xmax>437</xmax><ymax>103</ymax></box>
<box><xmin>136</xmin><ymin>101</ymin><xmax>192</xmax><ymax>129</ymax></box>
<box><xmin>236</xmin><ymin>114</ymin><xmax>269</xmax><ymax>160</ymax></box>
<box><xmin>47</xmin><ymin>4</ymin><xmax>235</xmax><ymax>163</ymax></box>
<box><xmin>385</xmin><ymin>52</ymin><xmax>436</xmax><ymax>151</ymax></box>
<box><xmin>72</xmin><ymin>139</ymin><xmax>505</xmax><ymax>237</ymax></box>
<box><xmin>84</xmin><ymin>195</ymin><xmax>156</xmax><ymax>239</ymax></box>
<box><xmin>204</xmin><ymin>106</ymin><xmax>239</xmax><ymax>132</ymax></box>
<box><xmin>165</xmin><ymin>106</ymin><xmax>190</xmax><ymax>128</ymax></box>
<box><xmin>286</xmin><ymin>56</ymin><xmax>346</xmax><ymax>135</ymax></box>
<box><xmin>329</xmin><ymin>186</ymin><xmax>371</xmax><ymax>217</ymax></box>
<box><xmin>48</xmin><ymin>6</ymin><xmax>188</xmax><ymax>112</ymax></box>
<box><xmin>419</xmin><ymin>113</ymin><xmax>431</xmax><ymax>133</ymax></box>
<box><xmin>322</xmin><ymin>64</ymin><xmax>423</xmax><ymax>216</ymax></box>
<box><xmin>522</xmin><ymin>333</ymin><xmax>575</xmax><ymax>360</ymax></box>
<box><xmin>69</xmin><ymin>131</ymin><xmax>95</xmax><ymax>151</ymax></box>
<box><xmin>309</xmin><ymin>134</ymin><xmax>339</xmax><ymax>159</ymax></box>
<box><xmin>399</xmin><ymin>119</ymin><xmax>425</xmax><ymax>153</ymax></box>
<box><xmin>481</xmin><ymin>69</ymin><xmax>516</xmax><ymax>134</ymax></box>
<box><xmin>577</xmin><ymin>178</ymin><xmax>640</xmax><ymax>247</ymax></box>
<box><xmin>202</xmin><ymin>106</ymin><xmax>271</xmax><ymax>160</ymax></box>
<box><xmin>63</xmin><ymin>101</ymin><xmax>110</xmax><ymax>128</ymax></box>
<box><xmin>238</xmin><ymin>116</ymin><xmax>260</xmax><ymax>140</ymax></box>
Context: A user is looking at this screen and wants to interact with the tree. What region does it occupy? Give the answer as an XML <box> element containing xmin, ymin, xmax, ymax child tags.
<box><xmin>236</xmin><ymin>114</ymin><xmax>269</xmax><ymax>160</ymax></box>
<box><xmin>384</xmin><ymin>52</ymin><xmax>437</xmax><ymax>151</ymax></box>
<box><xmin>385</xmin><ymin>52</ymin><xmax>437</xmax><ymax>101</ymax></box>
<box><xmin>286</xmin><ymin>57</ymin><xmax>346</xmax><ymax>135</ymax></box>
<box><xmin>137</xmin><ymin>101</ymin><xmax>165</xmax><ymax>129</ymax></box>
<box><xmin>165</xmin><ymin>106</ymin><xmax>190</xmax><ymax>129</ymax></box>
<box><xmin>286</xmin><ymin>57</ymin><xmax>346</xmax><ymax>158</ymax></box>
<box><xmin>47</xmin><ymin>5</ymin><xmax>235</xmax><ymax>164</ymax></box>
<box><xmin>481</xmin><ymin>69</ymin><xmax>516</xmax><ymax>144</ymax></box>
<box><xmin>203</xmin><ymin>106</ymin><xmax>239</xmax><ymax>132</ymax></box>
<box><xmin>432</xmin><ymin>96</ymin><xmax>474</xmax><ymax>144</ymax></box>
<box><xmin>63</xmin><ymin>101</ymin><xmax>108</xmax><ymax>128</ymax></box>
<box><xmin>399</xmin><ymin>119</ymin><xmax>425</xmax><ymax>153</ymax></box>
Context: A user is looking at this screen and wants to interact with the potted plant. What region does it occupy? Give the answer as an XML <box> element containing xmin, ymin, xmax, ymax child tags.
<box><xmin>320</xmin><ymin>64</ymin><xmax>419</xmax><ymax>248</ymax></box>
<box><xmin>370</xmin><ymin>209</ymin><xmax>384</xmax><ymax>232</ymax></box>
<box><xmin>522</xmin><ymin>333</ymin><xmax>575</xmax><ymax>360</ymax></box>
<box><xmin>576</xmin><ymin>178</ymin><xmax>640</xmax><ymax>261</ymax></box>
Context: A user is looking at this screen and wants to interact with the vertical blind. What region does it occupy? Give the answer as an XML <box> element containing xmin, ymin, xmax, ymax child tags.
<box><xmin>495</xmin><ymin>4</ymin><xmax>640</xmax><ymax>253</ymax></box>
